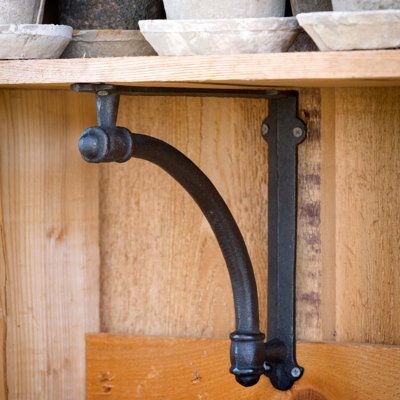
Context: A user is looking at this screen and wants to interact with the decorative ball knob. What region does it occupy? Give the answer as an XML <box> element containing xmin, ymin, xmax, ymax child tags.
<box><xmin>79</xmin><ymin>127</ymin><xmax>109</xmax><ymax>163</ymax></box>
<box><xmin>78</xmin><ymin>126</ymin><xmax>133</xmax><ymax>163</ymax></box>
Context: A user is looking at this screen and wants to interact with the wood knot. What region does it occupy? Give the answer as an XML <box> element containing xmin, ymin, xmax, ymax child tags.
<box><xmin>99</xmin><ymin>371</ymin><xmax>114</xmax><ymax>394</ymax></box>
<box><xmin>46</xmin><ymin>226</ymin><xmax>66</xmax><ymax>242</ymax></box>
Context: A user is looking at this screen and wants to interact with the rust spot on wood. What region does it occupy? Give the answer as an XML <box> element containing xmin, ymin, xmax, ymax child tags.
<box><xmin>300</xmin><ymin>291</ymin><xmax>321</xmax><ymax>307</ymax></box>
<box><xmin>300</xmin><ymin>201</ymin><xmax>321</xmax><ymax>227</ymax></box>
<box><xmin>301</xmin><ymin>173</ymin><xmax>321</xmax><ymax>186</ymax></box>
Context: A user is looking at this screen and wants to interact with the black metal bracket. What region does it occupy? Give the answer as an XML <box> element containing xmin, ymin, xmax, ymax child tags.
<box><xmin>72</xmin><ymin>83</ymin><xmax>306</xmax><ymax>391</ymax></box>
<box><xmin>262</xmin><ymin>96</ymin><xmax>306</xmax><ymax>390</ymax></box>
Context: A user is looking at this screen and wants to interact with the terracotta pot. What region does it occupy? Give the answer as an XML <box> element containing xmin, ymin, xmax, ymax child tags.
<box><xmin>332</xmin><ymin>0</ymin><xmax>400</xmax><ymax>11</ymax></box>
<box><xmin>0</xmin><ymin>0</ymin><xmax>45</xmax><ymax>24</ymax></box>
<box><xmin>58</xmin><ymin>0</ymin><xmax>165</xmax><ymax>30</ymax></box>
<box><xmin>162</xmin><ymin>0</ymin><xmax>286</xmax><ymax>19</ymax></box>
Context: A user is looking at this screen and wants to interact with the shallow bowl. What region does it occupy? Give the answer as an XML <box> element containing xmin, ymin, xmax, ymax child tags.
<box><xmin>297</xmin><ymin>10</ymin><xmax>400</xmax><ymax>51</ymax></box>
<box><xmin>62</xmin><ymin>29</ymin><xmax>156</xmax><ymax>58</ymax></box>
<box><xmin>332</xmin><ymin>0</ymin><xmax>400</xmax><ymax>11</ymax></box>
<box><xmin>139</xmin><ymin>17</ymin><xmax>301</xmax><ymax>56</ymax></box>
<box><xmin>0</xmin><ymin>24</ymin><xmax>72</xmax><ymax>59</ymax></box>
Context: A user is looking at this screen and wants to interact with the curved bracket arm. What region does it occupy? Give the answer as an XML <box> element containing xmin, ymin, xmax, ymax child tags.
<box><xmin>79</xmin><ymin>88</ymin><xmax>266</xmax><ymax>387</ymax></box>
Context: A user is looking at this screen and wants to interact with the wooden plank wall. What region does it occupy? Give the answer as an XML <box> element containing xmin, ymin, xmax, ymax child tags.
<box><xmin>89</xmin><ymin>87</ymin><xmax>400</xmax><ymax>398</ymax></box>
<box><xmin>100</xmin><ymin>95</ymin><xmax>269</xmax><ymax>338</ymax></box>
<box><xmin>0</xmin><ymin>86</ymin><xmax>399</xmax><ymax>398</ymax></box>
<box><xmin>321</xmin><ymin>88</ymin><xmax>400</xmax><ymax>344</ymax></box>
<box><xmin>99</xmin><ymin>87</ymin><xmax>400</xmax><ymax>343</ymax></box>
<box><xmin>99</xmin><ymin>90</ymin><xmax>328</xmax><ymax>341</ymax></box>
<box><xmin>0</xmin><ymin>90</ymin><xmax>99</xmax><ymax>399</ymax></box>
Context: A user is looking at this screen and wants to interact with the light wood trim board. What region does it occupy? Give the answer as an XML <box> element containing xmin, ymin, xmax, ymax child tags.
<box><xmin>0</xmin><ymin>51</ymin><xmax>400</xmax><ymax>88</ymax></box>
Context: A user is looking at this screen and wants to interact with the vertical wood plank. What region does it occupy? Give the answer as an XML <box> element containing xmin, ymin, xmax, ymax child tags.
<box><xmin>0</xmin><ymin>169</ymin><xmax>7</xmax><ymax>399</ymax></box>
<box><xmin>333</xmin><ymin>88</ymin><xmax>400</xmax><ymax>344</ymax></box>
<box><xmin>0</xmin><ymin>89</ymin><xmax>99</xmax><ymax>399</ymax></box>
<box><xmin>320</xmin><ymin>89</ymin><xmax>337</xmax><ymax>341</ymax></box>
<box><xmin>296</xmin><ymin>89</ymin><xmax>323</xmax><ymax>341</ymax></box>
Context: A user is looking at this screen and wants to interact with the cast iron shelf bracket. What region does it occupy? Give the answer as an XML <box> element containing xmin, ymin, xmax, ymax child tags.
<box><xmin>72</xmin><ymin>83</ymin><xmax>306</xmax><ymax>391</ymax></box>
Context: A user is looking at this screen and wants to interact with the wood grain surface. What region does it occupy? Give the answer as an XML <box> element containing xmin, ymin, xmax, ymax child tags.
<box><xmin>320</xmin><ymin>89</ymin><xmax>337</xmax><ymax>341</ymax></box>
<box><xmin>0</xmin><ymin>85</ymin><xmax>399</xmax><ymax>399</ymax></box>
<box><xmin>0</xmin><ymin>51</ymin><xmax>400</xmax><ymax>88</ymax></box>
<box><xmin>0</xmin><ymin>162</ymin><xmax>6</xmax><ymax>400</ymax></box>
<box><xmin>100</xmin><ymin>95</ymin><xmax>269</xmax><ymax>337</ymax></box>
<box><xmin>332</xmin><ymin>88</ymin><xmax>400</xmax><ymax>344</ymax></box>
<box><xmin>296</xmin><ymin>89</ymin><xmax>324</xmax><ymax>341</ymax></box>
<box><xmin>99</xmin><ymin>90</ymin><xmax>326</xmax><ymax>341</ymax></box>
<box><xmin>0</xmin><ymin>90</ymin><xmax>99</xmax><ymax>399</ymax></box>
<box><xmin>87</xmin><ymin>334</ymin><xmax>400</xmax><ymax>400</ymax></box>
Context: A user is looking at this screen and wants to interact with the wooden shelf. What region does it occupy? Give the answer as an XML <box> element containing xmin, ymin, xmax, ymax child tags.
<box><xmin>0</xmin><ymin>50</ymin><xmax>399</xmax><ymax>89</ymax></box>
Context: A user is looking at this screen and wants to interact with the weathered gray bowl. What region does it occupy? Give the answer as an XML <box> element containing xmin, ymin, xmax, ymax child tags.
<box><xmin>332</xmin><ymin>0</ymin><xmax>400</xmax><ymax>11</ymax></box>
<box><xmin>297</xmin><ymin>10</ymin><xmax>400</xmax><ymax>51</ymax></box>
<box><xmin>0</xmin><ymin>24</ymin><xmax>72</xmax><ymax>59</ymax></box>
<box><xmin>62</xmin><ymin>29</ymin><xmax>156</xmax><ymax>58</ymax></box>
<box><xmin>139</xmin><ymin>17</ymin><xmax>301</xmax><ymax>56</ymax></box>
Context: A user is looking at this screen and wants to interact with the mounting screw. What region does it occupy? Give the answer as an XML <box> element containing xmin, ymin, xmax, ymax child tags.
<box><xmin>262</xmin><ymin>124</ymin><xmax>269</xmax><ymax>136</ymax></box>
<box><xmin>291</xmin><ymin>367</ymin><xmax>302</xmax><ymax>378</ymax></box>
<box><xmin>263</xmin><ymin>362</ymin><xmax>271</xmax><ymax>372</ymax></box>
<box><xmin>97</xmin><ymin>90</ymin><xmax>109</xmax><ymax>97</ymax></box>
<box><xmin>292</xmin><ymin>127</ymin><xmax>303</xmax><ymax>138</ymax></box>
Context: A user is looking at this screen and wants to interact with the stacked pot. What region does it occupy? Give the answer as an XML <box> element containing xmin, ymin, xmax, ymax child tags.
<box><xmin>0</xmin><ymin>0</ymin><xmax>72</xmax><ymax>59</ymax></box>
<box><xmin>139</xmin><ymin>0</ymin><xmax>302</xmax><ymax>55</ymax></box>
<box><xmin>59</xmin><ymin>0</ymin><xmax>165</xmax><ymax>57</ymax></box>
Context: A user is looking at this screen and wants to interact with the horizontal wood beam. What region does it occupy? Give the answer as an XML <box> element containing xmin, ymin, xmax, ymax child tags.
<box><xmin>87</xmin><ymin>334</ymin><xmax>400</xmax><ymax>399</ymax></box>
<box><xmin>1</xmin><ymin>51</ymin><xmax>400</xmax><ymax>88</ymax></box>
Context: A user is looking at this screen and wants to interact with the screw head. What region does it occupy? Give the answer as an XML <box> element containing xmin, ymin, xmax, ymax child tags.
<box><xmin>293</xmin><ymin>127</ymin><xmax>303</xmax><ymax>138</ymax></box>
<box><xmin>291</xmin><ymin>367</ymin><xmax>302</xmax><ymax>378</ymax></box>
<box><xmin>97</xmin><ymin>90</ymin><xmax>109</xmax><ymax>97</ymax></box>
<box><xmin>263</xmin><ymin>362</ymin><xmax>271</xmax><ymax>372</ymax></box>
<box><xmin>262</xmin><ymin>124</ymin><xmax>269</xmax><ymax>136</ymax></box>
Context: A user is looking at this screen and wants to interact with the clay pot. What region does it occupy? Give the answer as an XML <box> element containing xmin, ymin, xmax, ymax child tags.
<box><xmin>290</xmin><ymin>0</ymin><xmax>332</xmax><ymax>14</ymax></box>
<box><xmin>297</xmin><ymin>10</ymin><xmax>400</xmax><ymax>51</ymax></box>
<box><xmin>62</xmin><ymin>30</ymin><xmax>156</xmax><ymax>58</ymax></box>
<box><xmin>0</xmin><ymin>24</ymin><xmax>72</xmax><ymax>59</ymax></box>
<box><xmin>58</xmin><ymin>0</ymin><xmax>165</xmax><ymax>30</ymax></box>
<box><xmin>162</xmin><ymin>0</ymin><xmax>286</xmax><ymax>19</ymax></box>
<box><xmin>140</xmin><ymin>17</ymin><xmax>300</xmax><ymax>55</ymax></box>
<box><xmin>332</xmin><ymin>0</ymin><xmax>400</xmax><ymax>11</ymax></box>
<box><xmin>0</xmin><ymin>0</ymin><xmax>46</xmax><ymax>24</ymax></box>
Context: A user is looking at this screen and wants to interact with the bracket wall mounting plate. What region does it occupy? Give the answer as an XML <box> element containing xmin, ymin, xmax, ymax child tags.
<box><xmin>262</xmin><ymin>96</ymin><xmax>306</xmax><ymax>390</ymax></box>
<box><xmin>72</xmin><ymin>83</ymin><xmax>307</xmax><ymax>391</ymax></box>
